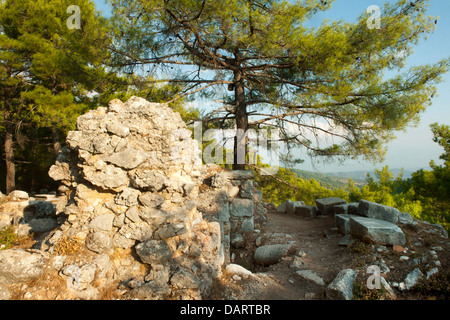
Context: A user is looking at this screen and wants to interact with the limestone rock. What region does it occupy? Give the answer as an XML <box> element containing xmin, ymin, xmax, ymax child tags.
<box><xmin>276</xmin><ymin>200</ymin><xmax>292</xmax><ymax>213</ymax></box>
<box><xmin>102</xmin><ymin>148</ymin><xmax>149</xmax><ymax>170</ymax></box>
<box><xmin>129</xmin><ymin>170</ymin><xmax>167</xmax><ymax>191</ymax></box>
<box><xmin>296</xmin><ymin>270</ymin><xmax>324</xmax><ymax>286</ymax></box>
<box><xmin>349</xmin><ymin>216</ymin><xmax>406</xmax><ymax>246</ymax></box>
<box><xmin>335</xmin><ymin>214</ymin><xmax>359</xmax><ymax>235</ymax></box>
<box><xmin>128</xmin><ymin>281</ymin><xmax>171</xmax><ymax>300</ymax></box>
<box><xmin>225</xmin><ymin>264</ymin><xmax>254</xmax><ymax>277</ymax></box>
<box><xmin>170</xmin><ymin>268</ymin><xmax>201</xmax><ymax>289</ymax></box>
<box><xmin>230</xmin><ymin>198</ymin><xmax>254</xmax><ymax>218</ymax></box>
<box><xmin>0</xmin><ymin>249</ymin><xmax>48</xmax><ymax>285</ymax></box>
<box><xmin>88</xmin><ymin>214</ymin><xmax>115</xmax><ymax>232</ymax></box>
<box><xmin>85</xmin><ymin>232</ymin><xmax>112</xmax><ymax>254</ymax></box>
<box><xmin>404</xmin><ymin>268</ymin><xmax>424</xmax><ymax>290</ymax></box>
<box><xmin>295</xmin><ymin>205</ymin><xmax>318</xmax><ymax>218</ymax></box>
<box><xmin>139</xmin><ymin>192</ymin><xmax>165</xmax><ymax>208</ymax></box>
<box><xmin>8</xmin><ymin>190</ymin><xmax>29</xmax><ymax>200</ymax></box>
<box><xmin>315</xmin><ymin>197</ymin><xmax>347</xmax><ymax>215</ymax></box>
<box><xmin>135</xmin><ymin>240</ymin><xmax>172</xmax><ymax>265</ymax></box>
<box><xmin>45</xmin><ymin>96</ymin><xmax>258</xmax><ymax>300</ymax></box>
<box><xmin>287</xmin><ymin>201</ymin><xmax>305</xmax><ymax>215</ymax></box>
<box><xmin>254</xmin><ymin>244</ymin><xmax>292</xmax><ymax>266</ymax></box>
<box><xmin>357</xmin><ymin>199</ymin><xmax>400</xmax><ymax>224</ymax></box>
<box><xmin>28</xmin><ymin>218</ymin><xmax>58</xmax><ymax>233</ymax></box>
<box><xmin>82</xmin><ymin>164</ymin><xmax>129</xmax><ymax>190</ymax></box>
<box><xmin>325</xmin><ymin>269</ymin><xmax>356</xmax><ymax>300</ymax></box>
<box><xmin>0</xmin><ymin>285</ymin><xmax>10</xmax><ymax>300</ymax></box>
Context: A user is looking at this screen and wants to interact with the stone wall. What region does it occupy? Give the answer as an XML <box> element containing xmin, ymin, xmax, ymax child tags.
<box><xmin>47</xmin><ymin>96</ymin><xmax>234</xmax><ymax>299</ymax></box>
<box><xmin>195</xmin><ymin>167</ymin><xmax>268</xmax><ymax>265</ymax></box>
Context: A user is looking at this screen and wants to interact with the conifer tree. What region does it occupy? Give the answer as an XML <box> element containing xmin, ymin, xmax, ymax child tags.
<box><xmin>0</xmin><ymin>0</ymin><xmax>111</xmax><ymax>192</ymax></box>
<box><xmin>109</xmin><ymin>0</ymin><xmax>449</xmax><ymax>170</ymax></box>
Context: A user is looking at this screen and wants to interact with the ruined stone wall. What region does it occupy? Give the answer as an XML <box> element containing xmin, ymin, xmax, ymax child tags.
<box><xmin>195</xmin><ymin>168</ymin><xmax>267</xmax><ymax>264</ymax></box>
<box><xmin>48</xmin><ymin>96</ymin><xmax>226</xmax><ymax>299</ymax></box>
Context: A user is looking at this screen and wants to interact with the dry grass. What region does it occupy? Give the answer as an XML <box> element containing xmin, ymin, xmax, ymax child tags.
<box><xmin>53</xmin><ymin>236</ymin><xmax>83</xmax><ymax>256</ymax></box>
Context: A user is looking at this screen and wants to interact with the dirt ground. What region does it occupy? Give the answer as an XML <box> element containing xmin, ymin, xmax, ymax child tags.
<box><xmin>211</xmin><ymin>210</ymin><xmax>450</xmax><ymax>300</ymax></box>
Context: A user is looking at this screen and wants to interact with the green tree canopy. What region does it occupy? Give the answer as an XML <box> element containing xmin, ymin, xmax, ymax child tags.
<box><xmin>0</xmin><ymin>0</ymin><xmax>112</xmax><ymax>192</ymax></box>
<box><xmin>108</xmin><ymin>0</ymin><xmax>449</xmax><ymax>170</ymax></box>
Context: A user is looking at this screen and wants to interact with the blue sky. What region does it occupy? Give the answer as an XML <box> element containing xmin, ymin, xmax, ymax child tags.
<box><xmin>93</xmin><ymin>0</ymin><xmax>450</xmax><ymax>173</ymax></box>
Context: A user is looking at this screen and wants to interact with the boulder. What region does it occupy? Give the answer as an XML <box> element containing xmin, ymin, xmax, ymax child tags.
<box><xmin>357</xmin><ymin>200</ymin><xmax>399</xmax><ymax>224</ymax></box>
<box><xmin>0</xmin><ymin>249</ymin><xmax>48</xmax><ymax>285</ymax></box>
<box><xmin>349</xmin><ymin>216</ymin><xmax>406</xmax><ymax>246</ymax></box>
<box><xmin>315</xmin><ymin>198</ymin><xmax>347</xmax><ymax>215</ymax></box>
<box><xmin>404</xmin><ymin>268</ymin><xmax>424</xmax><ymax>290</ymax></box>
<box><xmin>325</xmin><ymin>269</ymin><xmax>357</xmax><ymax>300</ymax></box>
<box><xmin>254</xmin><ymin>244</ymin><xmax>292</xmax><ymax>266</ymax></box>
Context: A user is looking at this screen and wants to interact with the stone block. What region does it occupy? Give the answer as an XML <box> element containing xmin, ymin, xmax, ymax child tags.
<box><xmin>287</xmin><ymin>201</ymin><xmax>305</xmax><ymax>215</ymax></box>
<box><xmin>230</xmin><ymin>198</ymin><xmax>254</xmax><ymax>218</ymax></box>
<box><xmin>240</xmin><ymin>217</ymin><xmax>255</xmax><ymax>232</ymax></box>
<box><xmin>276</xmin><ymin>200</ymin><xmax>292</xmax><ymax>213</ymax></box>
<box><xmin>223</xmin><ymin>170</ymin><xmax>254</xmax><ymax>180</ymax></box>
<box><xmin>335</xmin><ymin>214</ymin><xmax>359</xmax><ymax>235</ymax></box>
<box><xmin>357</xmin><ymin>200</ymin><xmax>399</xmax><ymax>224</ymax></box>
<box><xmin>349</xmin><ymin>216</ymin><xmax>406</xmax><ymax>246</ymax></box>
<box><xmin>295</xmin><ymin>205</ymin><xmax>318</xmax><ymax>218</ymax></box>
<box><xmin>315</xmin><ymin>198</ymin><xmax>347</xmax><ymax>215</ymax></box>
<box><xmin>333</xmin><ymin>202</ymin><xmax>359</xmax><ymax>215</ymax></box>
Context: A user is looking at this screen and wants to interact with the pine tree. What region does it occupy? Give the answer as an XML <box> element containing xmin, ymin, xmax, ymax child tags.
<box><xmin>0</xmin><ymin>0</ymin><xmax>111</xmax><ymax>192</ymax></box>
<box><xmin>109</xmin><ymin>0</ymin><xmax>449</xmax><ymax>170</ymax></box>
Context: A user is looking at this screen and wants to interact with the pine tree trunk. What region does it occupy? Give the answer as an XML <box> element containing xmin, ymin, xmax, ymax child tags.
<box><xmin>4</xmin><ymin>111</ymin><xmax>15</xmax><ymax>194</ymax></box>
<box><xmin>52</xmin><ymin>128</ymin><xmax>62</xmax><ymax>156</ymax></box>
<box><xmin>233</xmin><ymin>69</ymin><xmax>248</xmax><ymax>171</ymax></box>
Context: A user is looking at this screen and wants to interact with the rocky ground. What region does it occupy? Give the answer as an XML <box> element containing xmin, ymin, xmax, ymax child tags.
<box><xmin>1</xmin><ymin>198</ymin><xmax>449</xmax><ymax>300</ymax></box>
<box><xmin>209</xmin><ymin>210</ymin><xmax>450</xmax><ymax>300</ymax></box>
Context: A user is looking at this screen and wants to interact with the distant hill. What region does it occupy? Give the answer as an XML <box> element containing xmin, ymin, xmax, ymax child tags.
<box><xmin>289</xmin><ymin>168</ymin><xmax>415</xmax><ymax>191</ymax></box>
<box><xmin>291</xmin><ymin>169</ymin><xmax>366</xmax><ymax>190</ymax></box>
<box><xmin>325</xmin><ymin>168</ymin><xmax>414</xmax><ymax>181</ymax></box>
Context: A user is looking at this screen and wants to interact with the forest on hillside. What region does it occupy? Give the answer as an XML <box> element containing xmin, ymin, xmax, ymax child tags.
<box><xmin>1</xmin><ymin>0</ymin><xmax>449</xmax><ymax>233</ymax></box>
